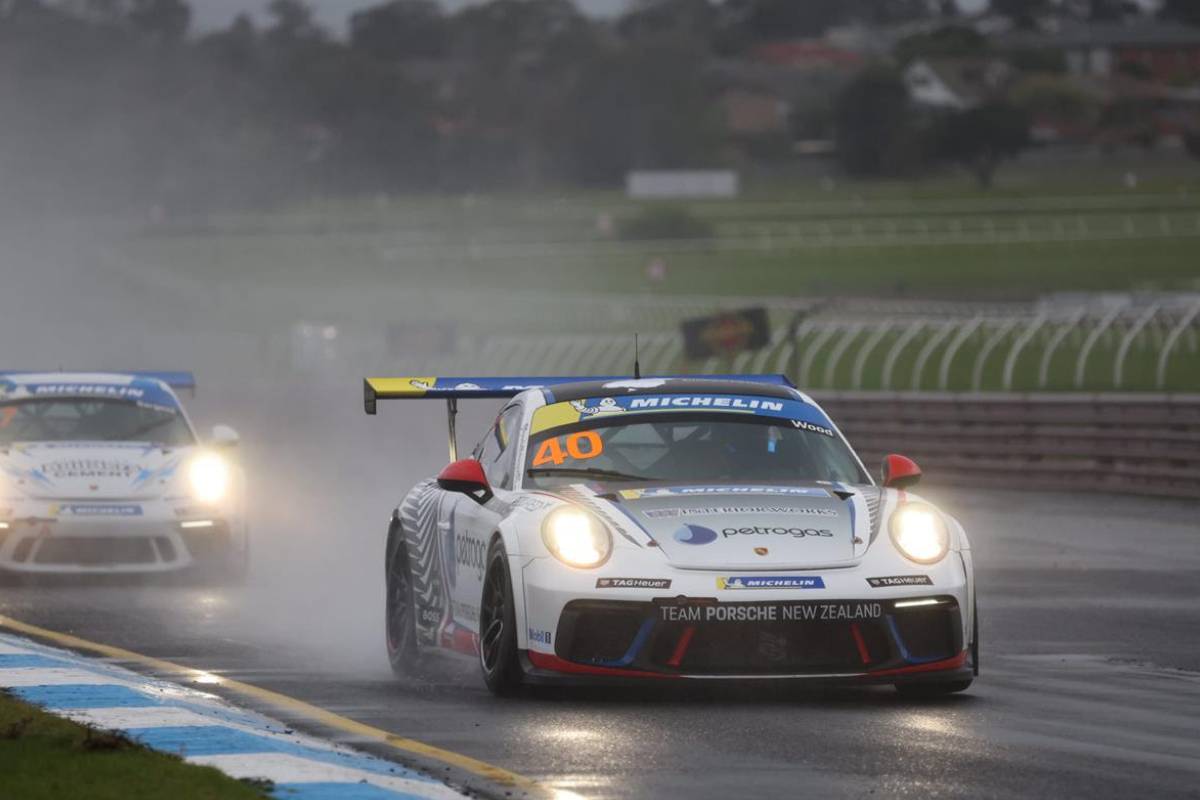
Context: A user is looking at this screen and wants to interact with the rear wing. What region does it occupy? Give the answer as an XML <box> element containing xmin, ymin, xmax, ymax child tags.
<box><xmin>0</xmin><ymin>370</ymin><xmax>195</xmax><ymax>393</ymax></box>
<box><xmin>132</xmin><ymin>371</ymin><xmax>196</xmax><ymax>392</ymax></box>
<box><xmin>362</xmin><ymin>374</ymin><xmax>795</xmax><ymax>413</ymax></box>
<box><xmin>363</xmin><ymin>374</ymin><xmax>796</xmax><ymax>462</ymax></box>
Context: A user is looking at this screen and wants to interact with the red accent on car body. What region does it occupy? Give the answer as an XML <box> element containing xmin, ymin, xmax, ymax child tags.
<box><xmin>526</xmin><ymin>650</ymin><xmax>675</xmax><ymax>679</ymax></box>
<box><xmin>866</xmin><ymin>650</ymin><xmax>967</xmax><ymax>677</ymax></box>
<box><xmin>436</xmin><ymin>458</ymin><xmax>489</xmax><ymax>492</ymax></box>
<box><xmin>666</xmin><ymin>626</ymin><xmax>696</xmax><ymax>668</ymax></box>
<box><xmin>850</xmin><ymin>623</ymin><xmax>871</xmax><ymax>665</ymax></box>
<box><xmin>882</xmin><ymin>454</ymin><xmax>922</xmax><ymax>489</ymax></box>
<box><xmin>441</xmin><ymin>624</ymin><xmax>479</xmax><ymax>656</ymax></box>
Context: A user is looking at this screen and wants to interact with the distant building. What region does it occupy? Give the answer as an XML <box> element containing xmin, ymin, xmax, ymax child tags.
<box><xmin>1000</xmin><ymin>21</ymin><xmax>1200</xmax><ymax>83</ymax></box>
<box><xmin>719</xmin><ymin>88</ymin><xmax>790</xmax><ymax>136</ymax></box>
<box><xmin>751</xmin><ymin>40</ymin><xmax>865</xmax><ymax>71</ymax></box>
<box><xmin>707</xmin><ymin>54</ymin><xmax>856</xmax><ymax>159</ymax></box>
<box><xmin>903</xmin><ymin>58</ymin><xmax>1016</xmax><ymax>110</ymax></box>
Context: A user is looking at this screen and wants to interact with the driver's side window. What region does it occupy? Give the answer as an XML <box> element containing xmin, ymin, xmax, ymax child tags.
<box><xmin>474</xmin><ymin>405</ymin><xmax>523</xmax><ymax>490</ymax></box>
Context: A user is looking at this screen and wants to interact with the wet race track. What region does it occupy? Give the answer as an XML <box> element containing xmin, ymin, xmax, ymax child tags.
<box><xmin>3</xmin><ymin>482</ymin><xmax>1199</xmax><ymax>800</ymax></box>
<box><xmin>2</xmin><ymin>235</ymin><xmax>1200</xmax><ymax>799</ymax></box>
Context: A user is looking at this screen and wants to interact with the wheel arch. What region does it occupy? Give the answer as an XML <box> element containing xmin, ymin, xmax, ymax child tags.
<box><xmin>385</xmin><ymin>509</ymin><xmax>405</xmax><ymax>576</ymax></box>
<box><xmin>487</xmin><ymin>524</ymin><xmax>532</xmax><ymax>654</ymax></box>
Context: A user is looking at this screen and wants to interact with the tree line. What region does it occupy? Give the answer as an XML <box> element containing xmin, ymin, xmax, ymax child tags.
<box><xmin>0</xmin><ymin>0</ymin><xmax>1192</xmax><ymax>214</ymax></box>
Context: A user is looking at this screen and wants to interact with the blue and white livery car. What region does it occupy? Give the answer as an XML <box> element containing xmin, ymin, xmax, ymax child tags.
<box><xmin>0</xmin><ymin>372</ymin><xmax>247</xmax><ymax>579</ymax></box>
<box><xmin>366</xmin><ymin>374</ymin><xmax>978</xmax><ymax>697</ymax></box>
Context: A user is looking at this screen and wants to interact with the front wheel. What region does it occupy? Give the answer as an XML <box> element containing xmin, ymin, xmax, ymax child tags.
<box><xmin>478</xmin><ymin>539</ymin><xmax>522</xmax><ymax>696</ymax></box>
<box><xmin>384</xmin><ymin>523</ymin><xmax>419</xmax><ymax>677</ymax></box>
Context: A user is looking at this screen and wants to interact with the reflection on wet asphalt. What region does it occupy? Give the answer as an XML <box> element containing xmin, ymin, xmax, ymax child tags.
<box><xmin>2</xmin><ymin>236</ymin><xmax>1198</xmax><ymax>798</ymax></box>
<box><xmin>3</xmin><ymin>486</ymin><xmax>1199</xmax><ymax>800</ymax></box>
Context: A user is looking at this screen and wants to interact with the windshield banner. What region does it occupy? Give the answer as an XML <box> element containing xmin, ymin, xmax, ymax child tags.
<box><xmin>531</xmin><ymin>393</ymin><xmax>835</xmax><ymax>436</ymax></box>
<box><xmin>0</xmin><ymin>378</ymin><xmax>181</xmax><ymax>413</ymax></box>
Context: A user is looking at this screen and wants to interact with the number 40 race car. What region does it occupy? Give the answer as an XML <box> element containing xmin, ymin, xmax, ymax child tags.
<box><xmin>367</xmin><ymin>374</ymin><xmax>977</xmax><ymax>696</ymax></box>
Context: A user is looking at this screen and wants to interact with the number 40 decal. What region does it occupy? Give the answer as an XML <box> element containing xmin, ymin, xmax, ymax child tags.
<box><xmin>532</xmin><ymin>431</ymin><xmax>604</xmax><ymax>467</ymax></box>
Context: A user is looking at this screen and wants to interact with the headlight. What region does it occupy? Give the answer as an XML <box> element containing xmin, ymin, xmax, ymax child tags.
<box><xmin>890</xmin><ymin>504</ymin><xmax>949</xmax><ymax>565</ymax></box>
<box><xmin>188</xmin><ymin>453</ymin><xmax>230</xmax><ymax>504</ymax></box>
<box><xmin>541</xmin><ymin>506</ymin><xmax>612</xmax><ymax>569</ymax></box>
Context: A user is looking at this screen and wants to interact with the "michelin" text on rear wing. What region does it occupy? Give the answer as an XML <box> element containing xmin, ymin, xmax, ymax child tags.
<box><xmin>363</xmin><ymin>374</ymin><xmax>796</xmax><ymax>461</ymax></box>
<box><xmin>362</xmin><ymin>374</ymin><xmax>794</xmax><ymax>414</ymax></box>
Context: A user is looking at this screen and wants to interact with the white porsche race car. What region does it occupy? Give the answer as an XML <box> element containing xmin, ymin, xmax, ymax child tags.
<box><xmin>367</xmin><ymin>375</ymin><xmax>977</xmax><ymax>696</ymax></box>
<box><xmin>0</xmin><ymin>372</ymin><xmax>247</xmax><ymax>580</ymax></box>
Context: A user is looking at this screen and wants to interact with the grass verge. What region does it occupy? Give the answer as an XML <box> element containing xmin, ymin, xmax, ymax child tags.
<box><xmin>0</xmin><ymin>690</ymin><xmax>269</xmax><ymax>800</ymax></box>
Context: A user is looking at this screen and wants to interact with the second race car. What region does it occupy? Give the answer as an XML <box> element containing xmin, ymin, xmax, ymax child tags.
<box><xmin>0</xmin><ymin>371</ymin><xmax>248</xmax><ymax>581</ymax></box>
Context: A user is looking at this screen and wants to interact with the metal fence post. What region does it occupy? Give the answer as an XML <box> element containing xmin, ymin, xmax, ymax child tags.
<box><xmin>1156</xmin><ymin>300</ymin><xmax>1200</xmax><ymax>389</ymax></box>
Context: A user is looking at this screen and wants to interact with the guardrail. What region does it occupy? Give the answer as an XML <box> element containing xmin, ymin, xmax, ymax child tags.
<box><xmin>293</xmin><ymin>294</ymin><xmax>1200</xmax><ymax>392</ymax></box>
<box><xmin>813</xmin><ymin>392</ymin><xmax>1200</xmax><ymax>499</ymax></box>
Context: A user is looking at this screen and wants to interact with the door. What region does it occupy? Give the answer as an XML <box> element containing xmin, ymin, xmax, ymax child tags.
<box><xmin>444</xmin><ymin>404</ymin><xmax>523</xmax><ymax>634</ymax></box>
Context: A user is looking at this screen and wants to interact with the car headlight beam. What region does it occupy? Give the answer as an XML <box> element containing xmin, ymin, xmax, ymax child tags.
<box><xmin>188</xmin><ymin>453</ymin><xmax>230</xmax><ymax>504</ymax></box>
<box><xmin>890</xmin><ymin>504</ymin><xmax>949</xmax><ymax>565</ymax></box>
<box><xmin>541</xmin><ymin>506</ymin><xmax>612</xmax><ymax>569</ymax></box>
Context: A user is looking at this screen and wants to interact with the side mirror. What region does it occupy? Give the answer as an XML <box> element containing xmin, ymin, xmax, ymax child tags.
<box><xmin>211</xmin><ymin>424</ymin><xmax>240</xmax><ymax>448</ymax></box>
<box><xmin>437</xmin><ymin>458</ymin><xmax>493</xmax><ymax>504</ymax></box>
<box><xmin>881</xmin><ymin>454</ymin><xmax>922</xmax><ymax>489</ymax></box>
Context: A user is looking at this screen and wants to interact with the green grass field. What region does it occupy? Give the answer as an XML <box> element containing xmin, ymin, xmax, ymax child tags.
<box><xmin>113</xmin><ymin>159</ymin><xmax>1200</xmax><ymax>299</ymax></box>
<box><xmin>99</xmin><ymin>158</ymin><xmax>1200</xmax><ymax>392</ymax></box>
<box><xmin>0</xmin><ymin>692</ymin><xmax>267</xmax><ymax>800</ymax></box>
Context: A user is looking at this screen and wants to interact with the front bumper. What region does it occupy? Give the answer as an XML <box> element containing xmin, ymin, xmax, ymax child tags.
<box><xmin>519</xmin><ymin>550</ymin><xmax>973</xmax><ymax>684</ymax></box>
<box><xmin>523</xmin><ymin>596</ymin><xmax>966</xmax><ymax>683</ymax></box>
<box><xmin>0</xmin><ymin>502</ymin><xmax>243</xmax><ymax>575</ymax></box>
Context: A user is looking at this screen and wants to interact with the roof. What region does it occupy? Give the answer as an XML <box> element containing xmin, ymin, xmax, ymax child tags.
<box><xmin>905</xmin><ymin>57</ymin><xmax>1015</xmax><ymax>109</ymax></box>
<box><xmin>539</xmin><ymin>378</ymin><xmax>805</xmax><ymax>405</ymax></box>
<box><xmin>1</xmin><ymin>372</ymin><xmax>146</xmax><ymax>386</ymax></box>
<box><xmin>0</xmin><ymin>371</ymin><xmax>192</xmax><ymax>389</ymax></box>
<box><xmin>707</xmin><ymin>58</ymin><xmax>854</xmax><ymax>101</ymax></box>
<box><xmin>1000</xmin><ymin>21</ymin><xmax>1200</xmax><ymax>50</ymax></box>
<box><xmin>752</xmin><ymin>40</ymin><xmax>865</xmax><ymax>69</ymax></box>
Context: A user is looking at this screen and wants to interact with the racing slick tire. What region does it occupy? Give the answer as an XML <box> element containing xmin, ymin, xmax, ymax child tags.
<box><xmin>384</xmin><ymin>519</ymin><xmax>420</xmax><ymax>677</ymax></box>
<box><xmin>478</xmin><ymin>538</ymin><xmax>522</xmax><ymax>696</ymax></box>
<box><xmin>189</xmin><ymin>543</ymin><xmax>248</xmax><ymax>587</ymax></box>
<box><xmin>216</xmin><ymin>541</ymin><xmax>250</xmax><ymax>587</ymax></box>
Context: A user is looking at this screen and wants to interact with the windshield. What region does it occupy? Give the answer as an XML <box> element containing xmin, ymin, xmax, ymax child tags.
<box><xmin>524</xmin><ymin>411</ymin><xmax>866</xmax><ymax>490</ymax></box>
<box><xmin>0</xmin><ymin>399</ymin><xmax>194</xmax><ymax>447</ymax></box>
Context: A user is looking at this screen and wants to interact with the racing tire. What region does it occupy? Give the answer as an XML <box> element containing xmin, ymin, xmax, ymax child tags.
<box><xmin>217</xmin><ymin>541</ymin><xmax>250</xmax><ymax>587</ymax></box>
<box><xmin>478</xmin><ymin>539</ymin><xmax>522</xmax><ymax>696</ymax></box>
<box><xmin>0</xmin><ymin>569</ymin><xmax>32</xmax><ymax>588</ymax></box>
<box><xmin>971</xmin><ymin>595</ymin><xmax>980</xmax><ymax>676</ymax></box>
<box><xmin>191</xmin><ymin>544</ymin><xmax>248</xmax><ymax>587</ymax></box>
<box><xmin>384</xmin><ymin>521</ymin><xmax>420</xmax><ymax>677</ymax></box>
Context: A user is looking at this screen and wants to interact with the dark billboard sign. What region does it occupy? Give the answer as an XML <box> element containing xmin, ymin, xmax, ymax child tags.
<box><xmin>681</xmin><ymin>307</ymin><xmax>770</xmax><ymax>359</ymax></box>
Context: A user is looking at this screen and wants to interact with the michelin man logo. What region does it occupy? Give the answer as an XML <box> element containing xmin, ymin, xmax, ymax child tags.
<box><xmin>569</xmin><ymin>397</ymin><xmax>625</xmax><ymax>418</ymax></box>
<box><xmin>0</xmin><ymin>380</ymin><xmax>32</xmax><ymax>401</ymax></box>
